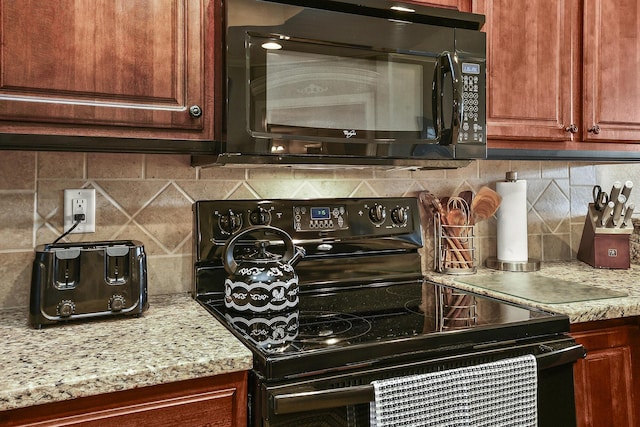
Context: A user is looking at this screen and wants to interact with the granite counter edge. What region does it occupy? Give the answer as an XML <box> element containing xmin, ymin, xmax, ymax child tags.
<box><xmin>424</xmin><ymin>269</ymin><xmax>640</xmax><ymax>324</ymax></box>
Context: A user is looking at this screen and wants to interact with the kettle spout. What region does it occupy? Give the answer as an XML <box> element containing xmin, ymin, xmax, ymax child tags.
<box><xmin>288</xmin><ymin>245</ymin><xmax>306</xmax><ymax>267</ymax></box>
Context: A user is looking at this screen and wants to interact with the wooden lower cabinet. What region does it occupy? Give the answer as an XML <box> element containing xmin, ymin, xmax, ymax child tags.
<box><xmin>570</xmin><ymin>318</ymin><xmax>640</xmax><ymax>427</ymax></box>
<box><xmin>0</xmin><ymin>371</ymin><xmax>247</xmax><ymax>427</ymax></box>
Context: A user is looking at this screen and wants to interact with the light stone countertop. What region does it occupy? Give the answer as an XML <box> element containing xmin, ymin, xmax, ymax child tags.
<box><xmin>0</xmin><ymin>293</ymin><xmax>252</xmax><ymax>412</ymax></box>
<box><xmin>3</xmin><ymin>262</ymin><xmax>639</xmax><ymax>412</ymax></box>
<box><xmin>425</xmin><ymin>261</ymin><xmax>640</xmax><ymax>323</ymax></box>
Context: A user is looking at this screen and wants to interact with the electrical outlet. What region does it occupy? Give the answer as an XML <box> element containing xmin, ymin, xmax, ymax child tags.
<box><xmin>64</xmin><ymin>189</ymin><xmax>96</xmax><ymax>233</ymax></box>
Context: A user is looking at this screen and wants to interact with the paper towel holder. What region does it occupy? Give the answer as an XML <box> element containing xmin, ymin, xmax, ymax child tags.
<box><xmin>486</xmin><ymin>171</ymin><xmax>540</xmax><ymax>272</ymax></box>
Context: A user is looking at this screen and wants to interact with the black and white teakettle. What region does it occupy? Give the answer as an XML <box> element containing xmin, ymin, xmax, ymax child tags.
<box><xmin>223</xmin><ymin>226</ymin><xmax>305</xmax><ymax>313</ymax></box>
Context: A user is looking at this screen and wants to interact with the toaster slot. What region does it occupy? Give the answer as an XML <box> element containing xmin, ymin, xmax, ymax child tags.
<box><xmin>54</xmin><ymin>248</ymin><xmax>81</xmax><ymax>290</ymax></box>
<box><xmin>106</xmin><ymin>246</ymin><xmax>130</xmax><ymax>285</ymax></box>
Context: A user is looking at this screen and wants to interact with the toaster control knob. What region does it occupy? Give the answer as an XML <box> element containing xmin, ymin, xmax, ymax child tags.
<box><xmin>368</xmin><ymin>204</ymin><xmax>386</xmax><ymax>225</ymax></box>
<box><xmin>109</xmin><ymin>295</ymin><xmax>126</xmax><ymax>312</ymax></box>
<box><xmin>57</xmin><ymin>300</ymin><xmax>75</xmax><ymax>318</ymax></box>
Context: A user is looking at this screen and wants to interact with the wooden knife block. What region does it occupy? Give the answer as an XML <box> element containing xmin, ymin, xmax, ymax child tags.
<box><xmin>577</xmin><ymin>204</ymin><xmax>632</xmax><ymax>269</ymax></box>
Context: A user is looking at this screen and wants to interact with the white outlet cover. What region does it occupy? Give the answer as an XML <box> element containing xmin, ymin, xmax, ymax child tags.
<box><xmin>63</xmin><ymin>189</ymin><xmax>96</xmax><ymax>233</ymax></box>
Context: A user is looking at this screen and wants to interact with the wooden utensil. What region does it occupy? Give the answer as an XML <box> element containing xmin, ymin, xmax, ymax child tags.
<box><xmin>457</xmin><ymin>190</ymin><xmax>474</xmax><ymax>208</ymax></box>
<box><xmin>446</xmin><ymin>197</ymin><xmax>470</xmax><ymax>237</ymax></box>
<box><xmin>470</xmin><ymin>186</ymin><xmax>502</xmax><ymax>223</ymax></box>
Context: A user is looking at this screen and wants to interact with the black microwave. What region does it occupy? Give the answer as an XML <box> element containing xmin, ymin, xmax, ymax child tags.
<box><xmin>198</xmin><ymin>0</ymin><xmax>486</xmax><ymax>169</ymax></box>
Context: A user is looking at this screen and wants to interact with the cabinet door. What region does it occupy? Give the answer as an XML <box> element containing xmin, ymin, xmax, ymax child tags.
<box><xmin>473</xmin><ymin>0</ymin><xmax>579</xmax><ymax>142</ymax></box>
<box><xmin>583</xmin><ymin>0</ymin><xmax>640</xmax><ymax>142</ymax></box>
<box><xmin>571</xmin><ymin>321</ymin><xmax>640</xmax><ymax>427</ymax></box>
<box><xmin>0</xmin><ymin>372</ymin><xmax>248</xmax><ymax>427</ymax></box>
<box><xmin>0</xmin><ymin>0</ymin><xmax>217</xmax><ymax>141</ymax></box>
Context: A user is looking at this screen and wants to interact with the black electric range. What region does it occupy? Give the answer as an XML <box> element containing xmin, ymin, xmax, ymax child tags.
<box><xmin>194</xmin><ymin>198</ymin><xmax>568</xmax><ymax>378</ymax></box>
<box><xmin>192</xmin><ymin>197</ymin><xmax>583</xmax><ymax>426</ymax></box>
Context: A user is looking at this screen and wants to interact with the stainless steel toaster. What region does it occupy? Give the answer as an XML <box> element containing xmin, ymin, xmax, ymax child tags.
<box><xmin>29</xmin><ymin>240</ymin><xmax>149</xmax><ymax>328</ymax></box>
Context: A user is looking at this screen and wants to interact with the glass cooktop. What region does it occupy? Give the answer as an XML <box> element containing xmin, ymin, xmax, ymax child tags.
<box><xmin>197</xmin><ymin>280</ymin><xmax>569</xmax><ymax>380</ymax></box>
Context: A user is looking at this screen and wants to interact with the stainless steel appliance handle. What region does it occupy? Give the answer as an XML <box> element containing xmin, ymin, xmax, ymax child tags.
<box><xmin>272</xmin><ymin>344</ymin><xmax>586</xmax><ymax>415</ymax></box>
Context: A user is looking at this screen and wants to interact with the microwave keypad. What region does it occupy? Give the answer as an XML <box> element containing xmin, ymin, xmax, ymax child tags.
<box><xmin>460</xmin><ymin>65</ymin><xmax>483</xmax><ymax>144</ymax></box>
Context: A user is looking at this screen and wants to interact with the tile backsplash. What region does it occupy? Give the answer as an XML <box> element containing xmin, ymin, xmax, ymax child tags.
<box><xmin>0</xmin><ymin>150</ymin><xmax>617</xmax><ymax>309</ymax></box>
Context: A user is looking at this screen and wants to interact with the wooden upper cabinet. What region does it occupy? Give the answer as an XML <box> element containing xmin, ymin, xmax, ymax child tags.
<box><xmin>0</xmin><ymin>0</ymin><xmax>219</xmax><ymax>142</ymax></box>
<box><xmin>476</xmin><ymin>0</ymin><xmax>640</xmax><ymax>150</ymax></box>
<box><xmin>583</xmin><ymin>0</ymin><xmax>640</xmax><ymax>142</ymax></box>
<box><xmin>473</xmin><ymin>0</ymin><xmax>579</xmax><ymax>143</ymax></box>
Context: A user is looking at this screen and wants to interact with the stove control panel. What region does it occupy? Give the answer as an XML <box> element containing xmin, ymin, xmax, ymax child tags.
<box><xmin>193</xmin><ymin>197</ymin><xmax>424</xmax><ymax>271</ymax></box>
<box><xmin>195</xmin><ymin>197</ymin><xmax>420</xmax><ymax>244</ymax></box>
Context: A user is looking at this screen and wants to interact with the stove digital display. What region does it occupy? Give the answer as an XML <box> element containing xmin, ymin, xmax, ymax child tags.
<box><xmin>310</xmin><ymin>207</ymin><xmax>331</xmax><ymax>220</ymax></box>
<box><xmin>293</xmin><ymin>204</ymin><xmax>348</xmax><ymax>231</ymax></box>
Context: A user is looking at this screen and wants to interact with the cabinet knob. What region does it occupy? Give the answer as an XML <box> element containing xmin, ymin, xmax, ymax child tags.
<box><xmin>588</xmin><ymin>125</ymin><xmax>601</xmax><ymax>134</ymax></box>
<box><xmin>189</xmin><ymin>105</ymin><xmax>203</xmax><ymax>118</ymax></box>
<box><xmin>565</xmin><ymin>124</ymin><xmax>578</xmax><ymax>133</ymax></box>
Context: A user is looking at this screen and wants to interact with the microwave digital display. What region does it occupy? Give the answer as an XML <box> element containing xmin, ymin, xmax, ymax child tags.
<box><xmin>462</xmin><ymin>63</ymin><xmax>481</xmax><ymax>74</ymax></box>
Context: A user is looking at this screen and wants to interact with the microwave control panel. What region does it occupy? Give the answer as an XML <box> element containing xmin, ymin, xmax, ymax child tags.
<box><xmin>459</xmin><ymin>62</ymin><xmax>484</xmax><ymax>144</ymax></box>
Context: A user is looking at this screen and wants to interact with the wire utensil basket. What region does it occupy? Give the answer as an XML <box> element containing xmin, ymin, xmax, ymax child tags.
<box><xmin>434</xmin><ymin>212</ymin><xmax>477</xmax><ymax>274</ymax></box>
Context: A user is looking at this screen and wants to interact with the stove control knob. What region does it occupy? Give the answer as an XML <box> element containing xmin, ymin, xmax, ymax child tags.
<box><xmin>57</xmin><ymin>300</ymin><xmax>76</xmax><ymax>318</ymax></box>
<box><xmin>219</xmin><ymin>210</ymin><xmax>243</xmax><ymax>234</ymax></box>
<box><xmin>391</xmin><ymin>206</ymin><xmax>408</xmax><ymax>225</ymax></box>
<box><xmin>109</xmin><ymin>295</ymin><xmax>126</xmax><ymax>312</ymax></box>
<box><xmin>368</xmin><ymin>203</ymin><xmax>386</xmax><ymax>224</ymax></box>
<box><xmin>249</xmin><ymin>207</ymin><xmax>272</xmax><ymax>225</ymax></box>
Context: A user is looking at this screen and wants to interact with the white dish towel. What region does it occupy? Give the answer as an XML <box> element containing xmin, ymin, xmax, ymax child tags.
<box><xmin>370</xmin><ymin>354</ymin><xmax>537</xmax><ymax>427</ymax></box>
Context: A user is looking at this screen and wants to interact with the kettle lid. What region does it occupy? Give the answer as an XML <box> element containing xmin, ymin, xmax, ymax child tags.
<box><xmin>239</xmin><ymin>241</ymin><xmax>282</xmax><ymax>263</ymax></box>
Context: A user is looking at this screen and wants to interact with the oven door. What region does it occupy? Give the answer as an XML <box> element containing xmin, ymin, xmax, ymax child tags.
<box><xmin>252</xmin><ymin>337</ymin><xmax>585</xmax><ymax>427</ymax></box>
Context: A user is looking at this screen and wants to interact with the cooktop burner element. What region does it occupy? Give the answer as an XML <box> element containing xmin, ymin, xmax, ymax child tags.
<box><xmin>297</xmin><ymin>312</ymin><xmax>373</xmax><ymax>344</ymax></box>
<box><xmin>218</xmin><ymin>306</ymin><xmax>375</xmax><ymax>354</ymax></box>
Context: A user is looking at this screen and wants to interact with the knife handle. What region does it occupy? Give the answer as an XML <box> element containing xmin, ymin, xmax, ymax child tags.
<box><xmin>609</xmin><ymin>181</ymin><xmax>622</xmax><ymax>202</ymax></box>
<box><xmin>622</xmin><ymin>203</ymin><xmax>635</xmax><ymax>227</ymax></box>
<box><xmin>611</xmin><ymin>195</ymin><xmax>626</xmax><ymax>227</ymax></box>
<box><xmin>622</xmin><ymin>180</ymin><xmax>633</xmax><ymax>200</ymax></box>
<box><xmin>600</xmin><ymin>200</ymin><xmax>615</xmax><ymax>227</ymax></box>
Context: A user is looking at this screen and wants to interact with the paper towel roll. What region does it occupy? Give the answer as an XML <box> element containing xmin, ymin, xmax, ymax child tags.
<box><xmin>496</xmin><ymin>177</ymin><xmax>528</xmax><ymax>262</ymax></box>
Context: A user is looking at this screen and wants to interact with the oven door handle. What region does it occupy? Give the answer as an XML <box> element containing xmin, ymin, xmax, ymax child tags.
<box><xmin>272</xmin><ymin>344</ymin><xmax>586</xmax><ymax>415</ymax></box>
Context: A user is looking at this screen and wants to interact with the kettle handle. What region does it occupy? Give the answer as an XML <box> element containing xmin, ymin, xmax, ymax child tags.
<box><xmin>223</xmin><ymin>225</ymin><xmax>296</xmax><ymax>274</ymax></box>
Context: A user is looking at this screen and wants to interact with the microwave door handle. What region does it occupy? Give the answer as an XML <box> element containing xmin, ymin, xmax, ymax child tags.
<box><xmin>432</xmin><ymin>55</ymin><xmax>444</xmax><ymax>141</ymax></box>
<box><xmin>441</xmin><ymin>51</ymin><xmax>463</xmax><ymax>146</ymax></box>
